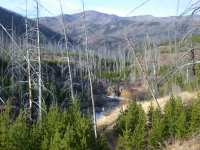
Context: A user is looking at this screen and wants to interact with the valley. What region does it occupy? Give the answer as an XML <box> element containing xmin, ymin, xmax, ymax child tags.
<box><xmin>1</xmin><ymin>1</ymin><xmax>200</xmax><ymax>150</ymax></box>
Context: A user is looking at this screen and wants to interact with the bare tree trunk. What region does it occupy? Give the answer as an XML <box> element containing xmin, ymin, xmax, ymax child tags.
<box><xmin>27</xmin><ymin>50</ymin><xmax>32</xmax><ymax>112</ymax></box>
<box><xmin>25</xmin><ymin>0</ymin><xmax>32</xmax><ymax>118</ymax></box>
<box><xmin>11</xmin><ymin>16</ymin><xmax>14</xmax><ymax>96</ymax></box>
<box><xmin>36</xmin><ymin>0</ymin><xmax>42</xmax><ymax>120</ymax></box>
<box><xmin>88</xmin><ymin>67</ymin><xmax>97</xmax><ymax>138</ymax></box>
<box><xmin>191</xmin><ymin>48</ymin><xmax>196</xmax><ymax>76</ymax></box>
<box><xmin>0</xmin><ymin>97</ymin><xmax>5</xmax><ymax>104</ymax></box>
<box><xmin>126</xmin><ymin>37</ymin><xmax>161</xmax><ymax>110</ymax></box>
<box><xmin>82</xmin><ymin>0</ymin><xmax>97</xmax><ymax>139</ymax></box>
<box><xmin>59</xmin><ymin>0</ymin><xmax>74</xmax><ymax>100</ymax></box>
<box><xmin>186</xmin><ymin>67</ymin><xmax>189</xmax><ymax>83</ymax></box>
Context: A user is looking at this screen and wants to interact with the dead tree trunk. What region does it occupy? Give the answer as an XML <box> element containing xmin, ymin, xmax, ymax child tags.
<box><xmin>36</xmin><ymin>0</ymin><xmax>42</xmax><ymax>120</ymax></box>
<box><xmin>11</xmin><ymin>16</ymin><xmax>15</xmax><ymax>96</ymax></box>
<box><xmin>126</xmin><ymin>37</ymin><xmax>161</xmax><ymax>110</ymax></box>
<box><xmin>25</xmin><ymin>0</ymin><xmax>32</xmax><ymax>118</ymax></box>
<box><xmin>59</xmin><ymin>0</ymin><xmax>74</xmax><ymax>100</ymax></box>
<box><xmin>82</xmin><ymin>0</ymin><xmax>97</xmax><ymax>139</ymax></box>
<box><xmin>191</xmin><ymin>49</ymin><xmax>196</xmax><ymax>76</ymax></box>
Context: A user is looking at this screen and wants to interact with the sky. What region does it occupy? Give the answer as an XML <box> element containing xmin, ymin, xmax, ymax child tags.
<box><xmin>0</xmin><ymin>0</ymin><xmax>196</xmax><ymax>17</ymax></box>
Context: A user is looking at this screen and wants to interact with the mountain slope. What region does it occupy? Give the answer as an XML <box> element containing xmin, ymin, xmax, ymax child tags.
<box><xmin>0</xmin><ymin>7</ymin><xmax>71</xmax><ymax>44</ymax></box>
<box><xmin>1</xmin><ymin>7</ymin><xmax>200</xmax><ymax>51</ymax></box>
<box><xmin>40</xmin><ymin>11</ymin><xmax>200</xmax><ymax>50</ymax></box>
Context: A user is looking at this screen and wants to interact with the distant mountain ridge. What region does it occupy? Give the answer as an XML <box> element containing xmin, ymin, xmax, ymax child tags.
<box><xmin>40</xmin><ymin>10</ymin><xmax>200</xmax><ymax>50</ymax></box>
<box><xmin>1</xmin><ymin>6</ymin><xmax>200</xmax><ymax>51</ymax></box>
<box><xmin>0</xmin><ymin>6</ymin><xmax>73</xmax><ymax>46</ymax></box>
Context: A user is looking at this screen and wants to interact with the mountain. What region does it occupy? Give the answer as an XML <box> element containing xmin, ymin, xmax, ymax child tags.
<box><xmin>40</xmin><ymin>11</ymin><xmax>200</xmax><ymax>50</ymax></box>
<box><xmin>0</xmin><ymin>6</ymin><xmax>74</xmax><ymax>46</ymax></box>
<box><xmin>1</xmin><ymin>6</ymin><xmax>200</xmax><ymax>51</ymax></box>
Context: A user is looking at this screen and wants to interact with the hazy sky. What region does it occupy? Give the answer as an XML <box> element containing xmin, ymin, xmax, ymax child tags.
<box><xmin>0</xmin><ymin>0</ymin><xmax>195</xmax><ymax>17</ymax></box>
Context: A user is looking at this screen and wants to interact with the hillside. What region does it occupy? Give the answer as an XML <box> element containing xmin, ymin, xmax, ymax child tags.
<box><xmin>40</xmin><ymin>11</ymin><xmax>200</xmax><ymax>50</ymax></box>
<box><xmin>1</xmin><ymin>2</ymin><xmax>200</xmax><ymax>150</ymax></box>
<box><xmin>1</xmin><ymin>6</ymin><xmax>200</xmax><ymax>51</ymax></box>
<box><xmin>0</xmin><ymin>6</ymin><xmax>73</xmax><ymax>45</ymax></box>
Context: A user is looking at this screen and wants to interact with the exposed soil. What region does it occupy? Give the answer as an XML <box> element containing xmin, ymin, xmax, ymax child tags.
<box><xmin>139</xmin><ymin>91</ymin><xmax>198</xmax><ymax>113</ymax></box>
<box><xmin>164</xmin><ymin>135</ymin><xmax>200</xmax><ymax>150</ymax></box>
<box><xmin>97</xmin><ymin>90</ymin><xmax>198</xmax><ymax>130</ymax></box>
<box><xmin>97</xmin><ymin>91</ymin><xmax>198</xmax><ymax>150</ymax></box>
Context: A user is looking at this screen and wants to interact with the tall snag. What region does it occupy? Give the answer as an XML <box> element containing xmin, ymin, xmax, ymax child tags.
<box><xmin>36</xmin><ymin>0</ymin><xmax>42</xmax><ymax>120</ymax></box>
<box><xmin>25</xmin><ymin>0</ymin><xmax>32</xmax><ymax>118</ymax></box>
<box><xmin>59</xmin><ymin>0</ymin><xmax>74</xmax><ymax>101</ymax></box>
<box><xmin>81</xmin><ymin>0</ymin><xmax>97</xmax><ymax>138</ymax></box>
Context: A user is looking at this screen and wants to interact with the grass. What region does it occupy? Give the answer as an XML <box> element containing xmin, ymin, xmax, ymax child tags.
<box><xmin>192</xmin><ymin>35</ymin><xmax>200</xmax><ymax>43</ymax></box>
<box><xmin>96</xmin><ymin>67</ymin><xmax>132</xmax><ymax>82</ymax></box>
<box><xmin>164</xmin><ymin>135</ymin><xmax>200</xmax><ymax>150</ymax></box>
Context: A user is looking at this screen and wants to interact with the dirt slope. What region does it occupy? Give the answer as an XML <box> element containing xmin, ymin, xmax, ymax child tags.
<box><xmin>165</xmin><ymin>135</ymin><xmax>200</xmax><ymax>150</ymax></box>
<box><xmin>139</xmin><ymin>91</ymin><xmax>198</xmax><ymax>113</ymax></box>
<box><xmin>97</xmin><ymin>91</ymin><xmax>198</xmax><ymax>129</ymax></box>
<box><xmin>97</xmin><ymin>98</ymin><xmax>128</xmax><ymax>129</ymax></box>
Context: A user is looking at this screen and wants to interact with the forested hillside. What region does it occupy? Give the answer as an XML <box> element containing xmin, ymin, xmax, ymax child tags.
<box><xmin>1</xmin><ymin>0</ymin><xmax>200</xmax><ymax>150</ymax></box>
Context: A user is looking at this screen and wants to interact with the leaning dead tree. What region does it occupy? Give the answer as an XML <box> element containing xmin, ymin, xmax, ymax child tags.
<box><xmin>158</xmin><ymin>48</ymin><xmax>200</xmax><ymax>87</ymax></box>
<box><xmin>0</xmin><ymin>23</ymin><xmax>28</xmax><ymax>105</ymax></box>
<box><xmin>191</xmin><ymin>1</ymin><xmax>200</xmax><ymax>15</ymax></box>
<box><xmin>82</xmin><ymin>0</ymin><xmax>97</xmax><ymax>139</ymax></box>
<box><xmin>59</xmin><ymin>0</ymin><xmax>74</xmax><ymax>100</ymax></box>
<box><xmin>126</xmin><ymin>36</ymin><xmax>161</xmax><ymax>110</ymax></box>
<box><xmin>0</xmin><ymin>97</ymin><xmax>5</xmax><ymax>104</ymax></box>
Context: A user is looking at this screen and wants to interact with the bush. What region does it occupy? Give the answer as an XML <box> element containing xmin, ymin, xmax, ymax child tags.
<box><xmin>115</xmin><ymin>102</ymin><xmax>146</xmax><ymax>150</ymax></box>
<box><xmin>0</xmin><ymin>102</ymin><xmax>108</xmax><ymax>150</ymax></box>
<box><xmin>148</xmin><ymin>107</ymin><xmax>164</xmax><ymax>149</ymax></box>
<box><xmin>0</xmin><ymin>105</ymin><xmax>10</xmax><ymax>149</ymax></box>
<box><xmin>117</xmin><ymin>129</ymin><xmax>133</xmax><ymax>150</ymax></box>
<box><xmin>6</xmin><ymin>113</ymin><xmax>31</xmax><ymax>150</ymax></box>
<box><xmin>189</xmin><ymin>96</ymin><xmax>200</xmax><ymax>133</ymax></box>
<box><xmin>40</xmin><ymin>103</ymin><xmax>108</xmax><ymax>150</ymax></box>
<box><xmin>162</xmin><ymin>96</ymin><xmax>187</xmax><ymax>139</ymax></box>
<box><xmin>1</xmin><ymin>95</ymin><xmax>200</xmax><ymax>150</ymax></box>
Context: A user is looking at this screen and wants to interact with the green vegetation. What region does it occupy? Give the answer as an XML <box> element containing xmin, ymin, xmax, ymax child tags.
<box><xmin>2</xmin><ymin>4</ymin><xmax>200</xmax><ymax>150</ymax></box>
<box><xmin>157</xmin><ymin>64</ymin><xmax>200</xmax><ymax>96</ymax></box>
<box><xmin>96</xmin><ymin>69</ymin><xmax>131</xmax><ymax>83</ymax></box>
<box><xmin>114</xmin><ymin>95</ymin><xmax>200</xmax><ymax>149</ymax></box>
<box><xmin>148</xmin><ymin>107</ymin><xmax>164</xmax><ymax>149</ymax></box>
<box><xmin>189</xmin><ymin>94</ymin><xmax>200</xmax><ymax>133</ymax></box>
<box><xmin>1</xmin><ymin>33</ymin><xmax>200</xmax><ymax>150</ymax></box>
<box><xmin>0</xmin><ymin>102</ymin><xmax>109</xmax><ymax>150</ymax></box>
<box><xmin>192</xmin><ymin>35</ymin><xmax>200</xmax><ymax>43</ymax></box>
<box><xmin>115</xmin><ymin>102</ymin><xmax>146</xmax><ymax>150</ymax></box>
<box><xmin>96</xmin><ymin>66</ymin><xmax>138</xmax><ymax>83</ymax></box>
<box><xmin>162</xmin><ymin>96</ymin><xmax>187</xmax><ymax>138</ymax></box>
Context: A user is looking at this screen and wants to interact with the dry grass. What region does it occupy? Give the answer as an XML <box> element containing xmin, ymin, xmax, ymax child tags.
<box><xmin>97</xmin><ymin>98</ymin><xmax>128</xmax><ymax>129</ymax></box>
<box><xmin>165</xmin><ymin>135</ymin><xmax>200</xmax><ymax>150</ymax></box>
<box><xmin>97</xmin><ymin>91</ymin><xmax>198</xmax><ymax>129</ymax></box>
<box><xmin>139</xmin><ymin>91</ymin><xmax>198</xmax><ymax>113</ymax></box>
<box><xmin>97</xmin><ymin>91</ymin><xmax>199</xmax><ymax>150</ymax></box>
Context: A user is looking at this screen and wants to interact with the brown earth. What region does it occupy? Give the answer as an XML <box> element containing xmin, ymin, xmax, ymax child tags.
<box><xmin>164</xmin><ymin>135</ymin><xmax>200</xmax><ymax>150</ymax></box>
<box><xmin>97</xmin><ymin>91</ymin><xmax>198</xmax><ymax>129</ymax></box>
